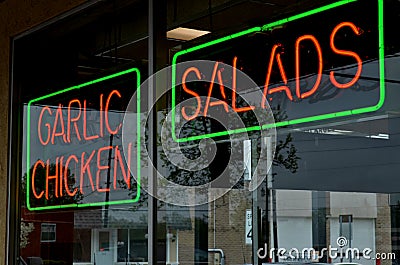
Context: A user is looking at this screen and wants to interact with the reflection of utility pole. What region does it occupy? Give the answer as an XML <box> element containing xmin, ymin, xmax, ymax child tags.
<box><xmin>103</xmin><ymin>134</ymin><xmax>114</xmax><ymax>228</ymax></box>
<box><xmin>252</xmin><ymin>181</ymin><xmax>259</xmax><ymax>265</ymax></box>
<box><xmin>271</xmin><ymin>189</ymin><xmax>278</xmax><ymax>262</ymax></box>
<box><xmin>265</xmin><ymin>137</ymin><xmax>278</xmax><ymax>262</ymax></box>
<box><xmin>312</xmin><ymin>191</ymin><xmax>327</xmax><ymax>262</ymax></box>
<box><xmin>339</xmin><ymin>214</ymin><xmax>353</xmax><ymax>262</ymax></box>
<box><xmin>244</xmin><ymin>139</ymin><xmax>260</xmax><ymax>265</ymax></box>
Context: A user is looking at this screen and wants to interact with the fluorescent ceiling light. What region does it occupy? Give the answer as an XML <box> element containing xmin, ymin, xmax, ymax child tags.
<box><xmin>167</xmin><ymin>27</ymin><xmax>210</xmax><ymax>41</ymax></box>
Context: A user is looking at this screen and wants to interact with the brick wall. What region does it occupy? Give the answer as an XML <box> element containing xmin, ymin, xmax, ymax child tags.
<box><xmin>208</xmin><ymin>191</ymin><xmax>253</xmax><ymax>265</ymax></box>
<box><xmin>376</xmin><ymin>194</ymin><xmax>392</xmax><ymax>265</ymax></box>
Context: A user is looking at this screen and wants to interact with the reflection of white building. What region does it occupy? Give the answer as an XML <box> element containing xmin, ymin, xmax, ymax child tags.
<box><xmin>73</xmin><ymin>206</ymin><xmax>191</xmax><ymax>265</ymax></box>
<box><xmin>274</xmin><ymin>190</ymin><xmax>387</xmax><ymax>265</ymax></box>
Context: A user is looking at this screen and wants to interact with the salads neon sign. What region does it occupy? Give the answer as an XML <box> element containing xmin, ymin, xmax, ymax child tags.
<box><xmin>172</xmin><ymin>0</ymin><xmax>385</xmax><ymax>142</ymax></box>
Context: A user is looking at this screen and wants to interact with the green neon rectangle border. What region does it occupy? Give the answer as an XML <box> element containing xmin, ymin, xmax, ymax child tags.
<box><xmin>26</xmin><ymin>68</ymin><xmax>141</xmax><ymax>211</ymax></box>
<box><xmin>171</xmin><ymin>0</ymin><xmax>385</xmax><ymax>142</ymax></box>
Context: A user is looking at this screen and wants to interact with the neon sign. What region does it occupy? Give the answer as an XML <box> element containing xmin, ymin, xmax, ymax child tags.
<box><xmin>172</xmin><ymin>0</ymin><xmax>385</xmax><ymax>142</ymax></box>
<box><xmin>26</xmin><ymin>68</ymin><xmax>141</xmax><ymax>211</ymax></box>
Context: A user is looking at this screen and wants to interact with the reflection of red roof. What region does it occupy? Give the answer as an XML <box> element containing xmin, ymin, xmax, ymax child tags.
<box><xmin>21</xmin><ymin>207</ymin><xmax>74</xmax><ymax>224</ymax></box>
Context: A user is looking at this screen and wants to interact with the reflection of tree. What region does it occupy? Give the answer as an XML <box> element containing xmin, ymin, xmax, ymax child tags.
<box><xmin>117</xmin><ymin>95</ymin><xmax>301</xmax><ymax>233</ymax></box>
<box><xmin>22</xmin><ymin>162</ymin><xmax>83</xmax><ymax>208</ymax></box>
<box><xmin>273</xmin><ymin>133</ymin><xmax>299</xmax><ymax>173</ymax></box>
<box><xmin>118</xmin><ymin>179</ymin><xmax>145</xmax><ymax>211</ymax></box>
<box><xmin>163</xmin><ymin>102</ymin><xmax>301</xmax><ymax>262</ymax></box>
<box><xmin>116</xmin><ymin>93</ymin><xmax>301</xmax><ymax>264</ymax></box>
<box><xmin>20</xmin><ymin>219</ymin><xmax>34</xmax><ymax>248</ymax></box>
<box><xmin>120</xmin><ymin>103</ymin><xmax>300</xmax><ymax>206</ymax></box>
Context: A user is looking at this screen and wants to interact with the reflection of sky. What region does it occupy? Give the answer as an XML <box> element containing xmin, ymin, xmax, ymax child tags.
<box><xmin>282</xmin><ymin>61</ymin><xmax>380</xmax><ymax>119</ymax></box>
<box><xmin>23</xmin><ymin>105</ymin><xmax>139</xmax><ymax>204</ymax></box>
<box><xmin>272</xmin><ymin>53</ymin><xmax>400</xmax><ymax>193</ymax></box>
<box><xmin>273</xmin><ymin>115</ymin><xmax>400</xmax><ymax>193</ymax></box>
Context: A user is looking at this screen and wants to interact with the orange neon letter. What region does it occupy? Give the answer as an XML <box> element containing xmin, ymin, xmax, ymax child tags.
<box><xmin>83</xmin><ymin>100</ymin><xmax>100</xmax><ymax>141</ymax></box>
<box><xmin>232</xmin><ymin>57</ymin><xmax>256</xmax><ymax>112</ymax></box>
<box><xmin>181</xmin><ymin>67</ymin><xmax>202</xmax><ymax>120</ymax></box>
<box><xmin>64</xmin><ymin>155</ymin><xmax>78</xmax><ymax>197</ymax></box>
<box><xmin>96</xmin><ymin>146</ymin><xmax>113</xmax><ymax>193</ymax></box>
<box><xmin>203</xmin><ymin>62</ymin><xmax>220</xmax><ymax>117</ymax></box>
<box><xmin>207</xmin><ymin>69</ymin><xmax>230</xmax><ymax>112</ymax></box>
<box><xmin>32</xmin><ymin>160</ymin><xmax>45</xmax><ymax>199</ymax></box>
<box><xmin>105</xmin><ymin>90</ymin><xmax>122</xmax><ymax>135</ymax></box>
<box><xmin>113</xmin><ymin>144</ymin><xmax>132</xmax><ymax>190</ymax></box>
<box><xmin>330</xmin><ymin>22</ymin><xmax>362</xmax><ymax>89</ymax></box>
<box><xmin>80</xmin><ymin>150</ymin><xmax>96</xmax><ymax>194</ymax></box>
<box><xmin>59</xmin><ymin>156</ymin><xmax>64</xmax><ymax>197</ymax></box>
<box><xmin>38</xmin><ymin>106</ymin><xmax>52</xmax><ymax>146</ymax></box>
<box><xmin>262</xmin><ymin>45</ymin><xmax>293</xmax><ymax>108</ymax></box>
<box><xmin>45</xmin><ymin>158</ymin><xmax>59</xmax><ymax>200</ymax></box>
<box><xmin>51</xmin><ymin>104</ymin><xmax>67</xmax><ymax>144</ymax></box>
<box><xmin>295</xmin><ymin>35</ymin><xmax>323</xmax><ymax>99</ymax></box>
<box><xmin>67</xmin><ymin>99</ymin><xmax>82</xmax><ymax>143</ymax></box>
<box><xmin>100</xmin><ymin>94</ymin><xmax>104</xmax><ymax>137</ymax></box>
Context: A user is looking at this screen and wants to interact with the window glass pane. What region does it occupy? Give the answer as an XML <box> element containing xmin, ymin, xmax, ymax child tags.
<box><xmin>16</xmin><ymin>1</ymin><xmax>149</xmax><ymax>265</ymax></box>
<box><xmin>73</xmin><ymin>229</ymin><xmax>91</xmax><ymax>262</ymax></box>
<box><xmin>160</xmin><ymin>0</ymin><xmax>400</xmax><ymax>264</ymax></box>
<box><xmin>129</xmin><ymin>229</ymin><xmax>148</xmax><ymax>262</ymax></box>
<box><xmin>41</xmin><ymin>224</ymin><xmax>56</xmax><ymax>242</ymax></box>
<box><xmin>98</xmin><ymin>232</ymin><xmax>109</xmax><ymax>251</ymax></box>
<box><xmin>12</xmin><ymin>0</ymin><xmax>400</xmax><ymax>264</ymax></box>
<box><xmin>117</xmin><ymin>229</ymin><xmax>128</xmax><ymax>262</ymax></box>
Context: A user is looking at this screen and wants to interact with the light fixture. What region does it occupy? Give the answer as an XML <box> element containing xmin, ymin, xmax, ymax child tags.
<box><xmin>167</xmin><ymin>27</ymin><xmax>210</xmax><ymax>41</ymax></box>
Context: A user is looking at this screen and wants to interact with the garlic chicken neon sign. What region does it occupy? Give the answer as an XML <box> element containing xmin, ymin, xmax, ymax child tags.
<box><xmin>26</xmin><ymin>68</ymin><xmax>141</xmax><ymax>211</ymax></box>
<box><xmin>171</xmin><ymin>0</ymin><xmax>385</xmax><ymax>142</ymax></box>
<box><xmin>32</xmin><ymin>90</ymin><xmax>132</xmax><ymax>200</ymax></box>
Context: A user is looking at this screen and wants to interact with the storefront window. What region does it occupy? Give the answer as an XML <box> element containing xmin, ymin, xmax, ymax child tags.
<box><xmin>41</xmin><ymin>224</ymin><xmax>56</xmax><ymax>243</ymax></box>
<box><xmin>73</xmin><ymin>229</ymin><xmax>91</xmax><ymax>263</ymax></box>
<box><xmin>14</xmin><ymin>1</ymin><xmax>149</xmax><ymax>264</ymax></box>
<box><xmin>10</xmin><ymin>0</ymin><xmax>400</xmax><ymax>264</ymax></box>
<box><xmin>117</xmin><ymin>229</ymin><xmax>148</xmax><ymax>262</ymax></box>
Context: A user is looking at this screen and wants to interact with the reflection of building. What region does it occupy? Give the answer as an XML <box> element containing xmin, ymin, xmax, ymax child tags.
<box><xmin>21</xmin><ymin>206</ymin><xmax>192</xmax><ymax>265</ymax></box>
<box><xmin>206</xmin><ymin>190</ymin><xmax>392</xmax><ymax>265</ymax></box>
<box><xmin>21</xmin><ymin>208</ymin><xmax>75</xmax><ymax>264</ymax></box>
<box><xmin>18</xmin><ymin>189</ymin><xmax>393</xmax><ymax>265</ymax></box>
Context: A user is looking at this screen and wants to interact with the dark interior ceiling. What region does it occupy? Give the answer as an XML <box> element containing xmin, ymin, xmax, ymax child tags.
<box><xmin>19</xmin><ymin>0</ymin><xmax>338</xmax><ymax>79</ymax></box>
<box><xmin>89</xmin><ymin>0</ymin><xmax>306</xmax><ymax>71</ymax></box>
<box><xmin>79</xmin><ymin>0</ymin><xmax>305</xmax><ymax>58</ymax></box>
